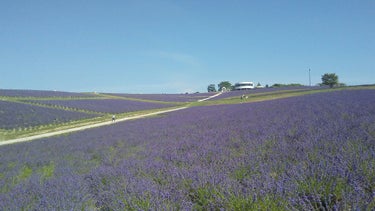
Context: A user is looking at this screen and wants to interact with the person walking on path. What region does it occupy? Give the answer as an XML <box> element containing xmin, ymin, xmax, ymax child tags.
<box><xmin>112</xmin><ymin>115</ymin><xmax>116</xmax><ymax>122</ymax></box>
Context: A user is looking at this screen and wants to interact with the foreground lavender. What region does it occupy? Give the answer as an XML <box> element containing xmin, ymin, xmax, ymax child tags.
<box><xmin>0</xmin><ymin>89</ymin><xmax>374</xmax><ymax>210</ymax></box>
<box><xmin>0</xmin><ymin>100</ymin><xmax>99</xmax><ymax>129</ymax></box>
<box><xmin>27</xmin><ymin>99</ymin><xmax>177</xmax><ymax>113</ymax></box>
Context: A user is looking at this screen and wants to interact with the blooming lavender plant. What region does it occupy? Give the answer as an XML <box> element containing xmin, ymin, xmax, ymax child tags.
<box><xmin>0</xmin><ymin>89</ymin><xmax>374</xmax><ymax>210</ymax></box>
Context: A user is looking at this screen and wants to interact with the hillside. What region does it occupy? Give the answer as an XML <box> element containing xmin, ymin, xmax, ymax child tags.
<box><xmin>0</xmin><ymin>86</ymin><xmax>374</xmax><ymax>210</ymax></box>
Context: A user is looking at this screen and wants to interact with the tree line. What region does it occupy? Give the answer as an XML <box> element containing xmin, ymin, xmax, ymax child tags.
<box><xmin>207</xmin><ymin>73</ymin><xmax>342</xmax><ymax>92</ymax></box>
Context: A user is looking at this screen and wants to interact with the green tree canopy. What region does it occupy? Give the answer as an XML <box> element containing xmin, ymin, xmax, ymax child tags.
<box><xmin>207</xmin><ymin>84</ymin><xmax>216</xmax><ymax>92</ymax></box>
<box><xmin>321</xmin><ymin>73</ymin><xmax>339</xmax><ymax>88</ymax></box>
<box><xmin>218</xmin><ymin>81</ymin><xmax>232</xmax><ymax>91</ymax></box>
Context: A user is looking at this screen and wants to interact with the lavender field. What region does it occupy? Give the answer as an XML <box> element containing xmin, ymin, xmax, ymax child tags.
<box><xmin>212</xmin><ymin>86</ymin><xmax>327</xmax><ymax>100</ymax></box>
<box><xmin>26</xmin><ymin>99</ymin><xmax>177</xmax><ymax>114</ymax></box>
<box><xmin>104</xmin><ymin>92</ymin><xmax>216</xmax><ymax>103</ymax></box>
<box><xmin>0</xmin><ymin>89</ymin><xmax>95</xmax><ymax>98</ymax></box>
<box><xmin>0</xmin><ymin>89</ymin><xmax>374</xmax><ymax>210</ymax></box>
<box><xmin>0</xmin><ymin>100</ymin><xmax>99</xmax><ymax>130</ymax></box>
<box><xmin>0</xmin><ymin>90</ymin><xmax>181</xmax><ymax>133</ymax></box>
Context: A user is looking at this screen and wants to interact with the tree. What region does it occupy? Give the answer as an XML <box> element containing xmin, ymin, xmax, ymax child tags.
<box><xmin>207</xmin><ymin>84</ymin><xmax>216</xmax><ymax>92</ymax></box>
<box><xmin>218</xmin><ymin>81</ymin><xmax>232</xmax><ymax>91</ymax></box>
<box><xmin>321</xmin><ymin>73</ymin><xmax>339</xmax><ymax>88</ymax></box>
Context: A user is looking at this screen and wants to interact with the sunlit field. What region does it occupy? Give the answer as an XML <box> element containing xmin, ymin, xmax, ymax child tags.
<box><xmin>0</xmin><ymin>88</ymin><xmax>374</xmax><ymax>210</ymax></box>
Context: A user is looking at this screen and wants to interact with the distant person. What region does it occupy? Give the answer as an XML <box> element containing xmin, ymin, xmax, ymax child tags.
<box><xmin>112</xmin><ymin>115</ymin><xmax>116</xmax><ymax>122</ymax></box>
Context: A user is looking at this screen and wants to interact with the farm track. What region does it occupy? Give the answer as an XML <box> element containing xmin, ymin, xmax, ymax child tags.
<box><xmin>0</xmin><ymin>92</ymin><xmax>223</xmax><ymax>146</ymax></box>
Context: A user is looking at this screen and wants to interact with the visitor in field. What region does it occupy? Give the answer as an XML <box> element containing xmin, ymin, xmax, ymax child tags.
<box><xmin>112</xmin><ymin>115</ymin><xmax>116</xmax><ymax>122</ymax></box>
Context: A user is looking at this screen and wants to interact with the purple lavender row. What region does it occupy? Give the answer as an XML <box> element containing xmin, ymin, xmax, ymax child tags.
<box><xmin>0</xmin><ymin>100</ymin><xmax>99</xmax><ymax>129</ymax></box>
<box><xmin>104</xmin><ymin>92</ymin><xmax>217</xmax><ymax>102</ymax></box>
<box><xmin>0</xmin><ymin>89</ymin><xmax>95</xmax><ymax>98</ymax></box>
<box><xmin>27</xmin><ymin>99</ymin><xmax>177</xmax><ymax>113</ymax></box>
<box><xmin>212</xmin><ymin>86</ymin><xmax>327</xmax><ymax>100</ymax></box>
<box><xmin>0</xmin><ymin>89</ymin><xmax>374</xmax><ymax>210</ymax></box>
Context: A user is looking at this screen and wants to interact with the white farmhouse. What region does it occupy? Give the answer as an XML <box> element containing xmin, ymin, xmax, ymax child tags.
<box><xmin>234</xmin><ymin>82</ymin><xmax>255</xmax><ymax>90</ymax></box>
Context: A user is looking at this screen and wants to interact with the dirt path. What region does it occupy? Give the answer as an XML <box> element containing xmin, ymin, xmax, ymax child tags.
<box><xmin>197</xmin><ymin>92</ymin><xmax>222</xmax><ymax>101</ymax></box>
<box><xmin>0</xmin><ymin>92</ymin><xmax>222</xmax><ymax>146</ymax></box>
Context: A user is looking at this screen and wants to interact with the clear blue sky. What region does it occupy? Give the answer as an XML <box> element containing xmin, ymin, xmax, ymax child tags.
<box><xmin>1</xmin><ymin>0</ymin><xmax>374</xmax><ymax>93</ymax></box>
